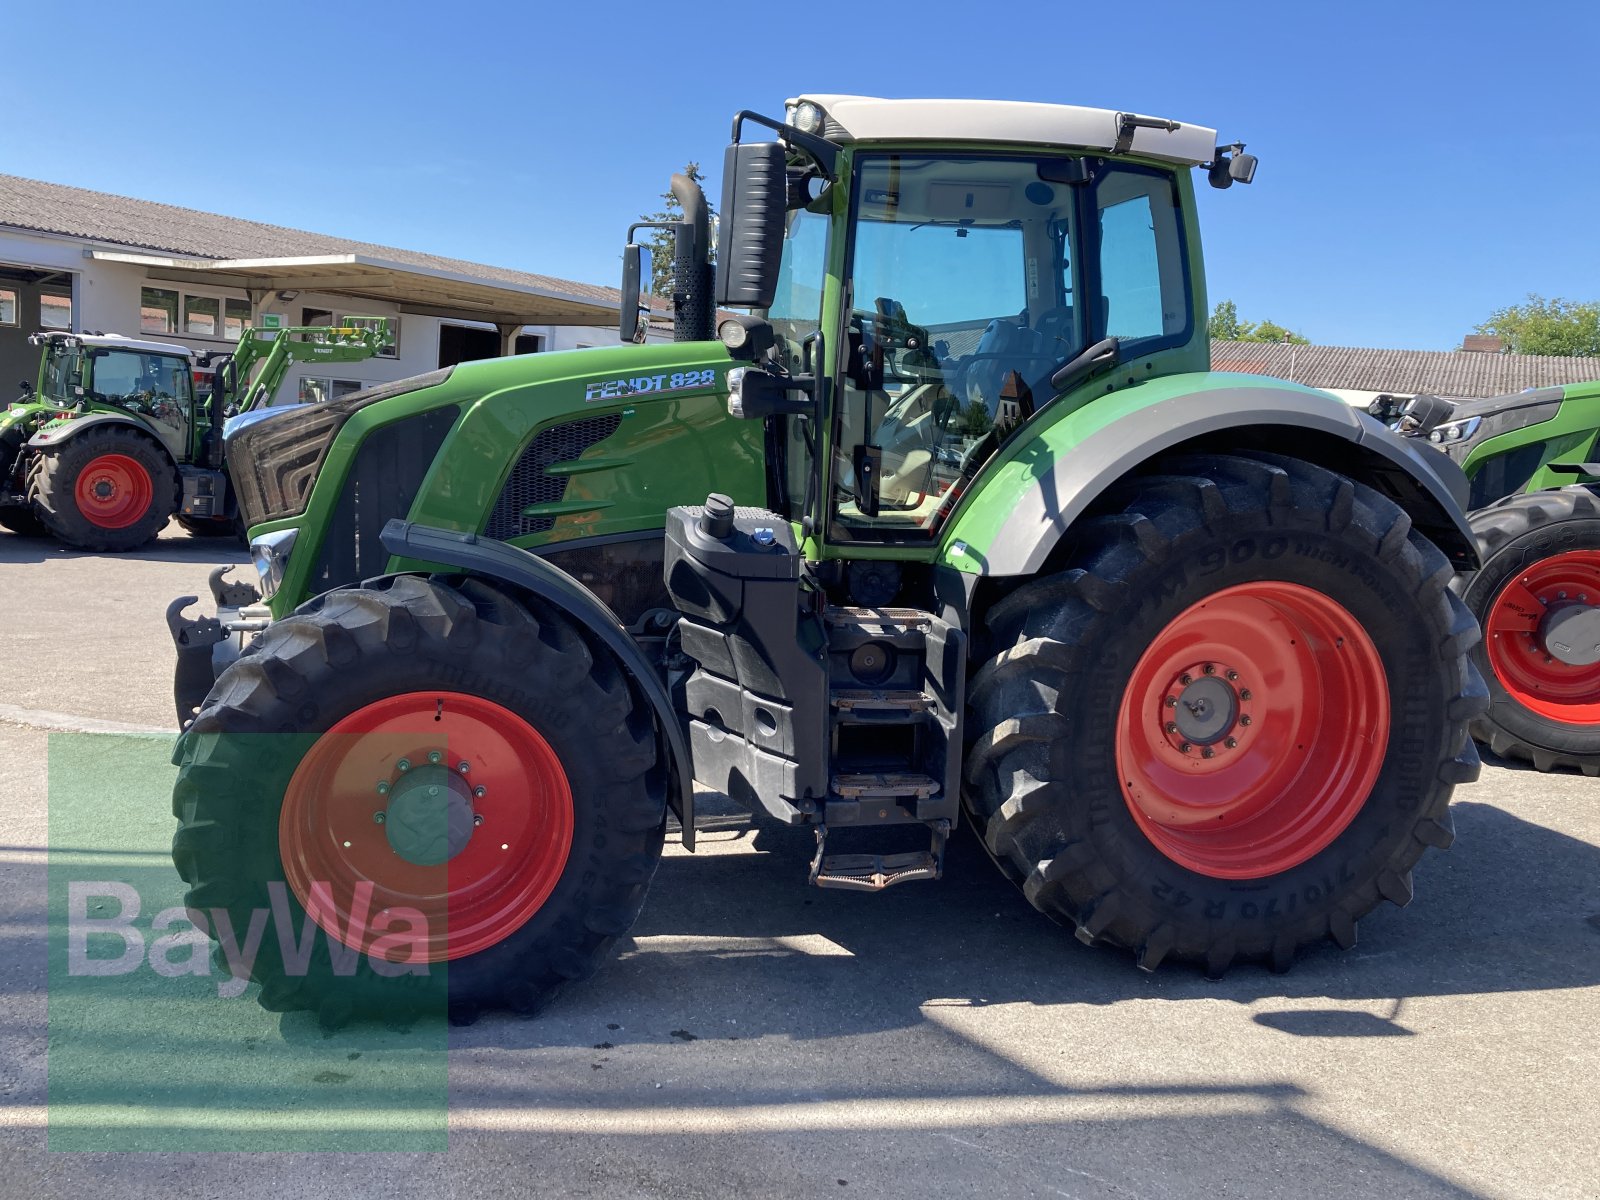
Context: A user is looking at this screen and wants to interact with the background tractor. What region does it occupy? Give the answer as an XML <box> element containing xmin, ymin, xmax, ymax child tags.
<box><xmin>169</xmin><ymin>95</ymin><xmax>1487</xmax><ymax>1026</ymax></box>
<box><xmin>0</xmin><ymin>319</ymin><xmax>391</xmax><ymax>550</ymax></box>
<box><xmin>1381</xmin><ymin>384</ymin><xmax>1600</xmax><ymax>774</ymax></box>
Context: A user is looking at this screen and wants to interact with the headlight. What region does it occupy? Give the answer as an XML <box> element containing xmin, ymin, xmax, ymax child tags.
<box><xmin>1428</xmin><ymin>416</ymin><xmax>1482</xmax><ymax>445</ymax></box>
<box><xmin>250</xmin><ymin>528</ymin><xmax>298</xmax><ymax>601</ymax></box>
<box><xmin>718</xmin><ymin>318</ymin><xmax>750</xmax><ymax>350</ymax></box>
<box><xmin>726</xmin><ymin>367</ymin><xmax>747</xmax><ymax>418</ymax></box>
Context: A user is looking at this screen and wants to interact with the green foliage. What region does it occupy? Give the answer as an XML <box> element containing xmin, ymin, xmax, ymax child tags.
<box><xmin>1475</xmin><ymin>294</ymin><xmax>1600</xmax><ymax>357</ymax></box>
<box><xmin>1207</xmin><ymin>299</ymin><xmax>1309</xmax><ymax>344</ymax></box>
<box><xmin>636</xmin><ymin>163</ymin><xmax>716</xmax><ymax>299</ymax></box>
<box><xmin>960</xmin><ymin>397</ymin><xmax>993</xmax><ymax>437</ymax></box>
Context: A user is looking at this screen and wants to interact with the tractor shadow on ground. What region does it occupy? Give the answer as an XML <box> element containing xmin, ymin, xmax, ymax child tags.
<box><xmin>513</xmin><ymin>794</ymin><xmax>1600</xmax><ymax>1047</ymax></box>
<box><xmin>0</xmin><ymin>526</ymin><xmax>247</xmax><ymax>567</ymax></box>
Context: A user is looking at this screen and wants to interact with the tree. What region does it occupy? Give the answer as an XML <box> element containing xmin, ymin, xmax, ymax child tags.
<box><xmin>1474</xmin><ymin>294</ymin><xmax>1600</xmax><ymax>357</ymax></box>
<box><xmin>1207</xmin><ymin>299</ymin><xmax>1309</xmax><ymax>344</ymax></box>
<box><xmin>636</xmin><ymin>163</ymin><xmax>716</xmax><ymax>299</ymax></box>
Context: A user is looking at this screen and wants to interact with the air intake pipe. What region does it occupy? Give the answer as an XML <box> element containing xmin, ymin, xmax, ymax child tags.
<box><xmin>670</xmin><ymin>173</ymin><xmax>714</xmax><ymax>343</ymax></box>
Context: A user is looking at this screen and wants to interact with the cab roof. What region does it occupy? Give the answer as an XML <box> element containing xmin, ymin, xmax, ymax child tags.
<box><xmin>35</xmin><ymin>331</ymin><xmax>194</xmax><ymax>359</ymax></box>
<box><xmin>787</xmin><ymin>94</ymin><xmax>1221</xmax><ymax>166</ymax></box>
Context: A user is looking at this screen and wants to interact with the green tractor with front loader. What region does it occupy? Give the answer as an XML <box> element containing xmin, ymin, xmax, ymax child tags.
<box><xmin>1380</xmin><ymin>383</ymin><xmax>1600</xmax><ymax>774</ymax></box>
<box><xmin>0</xmin><ymin>319</ymin><xmax>391</xmax><ymax>550</ymax></box>
<box><xmin>169</xmin><ymin>95</ymin><xmax>1488</xmax><ymax>1025</ymax></box>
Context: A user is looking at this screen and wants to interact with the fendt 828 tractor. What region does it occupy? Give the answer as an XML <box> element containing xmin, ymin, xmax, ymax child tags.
<box><xmin>169</xmin><ymin>95</ymin><xmax>1488</xmax><ymax>1024</ymax></box>
<box><xmin>1382</xmin><ymin>383</ymin><xmax>1600</xmax><ymax>774</ymax></box>
<box><xmin>0</xmin><ymin>320</ymin><xmax>391</xmax><ymax>550</ymax></box>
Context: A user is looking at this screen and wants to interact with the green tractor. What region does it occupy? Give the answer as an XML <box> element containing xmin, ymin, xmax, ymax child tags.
<box><xmin>0</xmin><ymin>320</ymin><xmax>391</xmax><ymax>550</ymax></box>
<box><xmin>1380</xmin><ymin>384</ymin><xmax>1600</xmax><ymax>774</ymax></box>
<box><xmin>169</xmin><ymin>95</ymin><xmax>1487</xmax><ymax>1024</ymax></box>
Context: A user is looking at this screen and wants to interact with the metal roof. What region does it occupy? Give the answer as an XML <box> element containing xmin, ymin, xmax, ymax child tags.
<box><xmin>1211</xmin><ymin>339</ymin><xmax>1600</xmax><ymax>398</ymax></box>
<box><xmin>790</xmin><ymin>95</ymin><xmax>1220</xmax><ymax>165</ymax></box>
<box><xmin>0</xmin><ymin>173</ymin><xmax>631</xmax><ymax>327</ymax></box>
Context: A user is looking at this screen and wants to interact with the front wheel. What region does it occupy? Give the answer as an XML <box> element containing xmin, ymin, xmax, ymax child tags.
<box><xmin>1456</xmin><ymin>486</ymin><xmax>1600</xmax><ymax>775</ymax></box>
<box><xmin>964</xmin><ymin>453</ymin><xmax>1485</xmax><ymax>975</ymax></box>
<box><xmin>172</xmin><ymin>575</ymin><xmax>667</xmax><ymax>1024</ymax></box>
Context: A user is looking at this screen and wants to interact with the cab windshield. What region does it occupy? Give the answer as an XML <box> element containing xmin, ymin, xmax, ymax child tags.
<box><xmin>40</xmin><ymin>347</ymin><xmax>83</xmax><ymax>405</ymax></box>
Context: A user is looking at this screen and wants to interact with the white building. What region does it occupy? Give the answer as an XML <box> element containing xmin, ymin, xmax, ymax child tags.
<box><xmin>0</xmin><ymin>174</ymin><xmax>658</xmax><ymax>402</ymax></box>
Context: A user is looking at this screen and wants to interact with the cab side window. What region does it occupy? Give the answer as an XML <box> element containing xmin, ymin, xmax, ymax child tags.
<box><xmin>1095</xmin><ymin>168</ymin><xmax>1188</xmax><ymax>345</ymax></box>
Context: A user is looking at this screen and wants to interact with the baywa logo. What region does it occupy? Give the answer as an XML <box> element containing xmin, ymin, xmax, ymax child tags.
<box><xmin>68</xmin><ymin>880</ymin><xmax>435</xmax><ymax>998</ymax></box>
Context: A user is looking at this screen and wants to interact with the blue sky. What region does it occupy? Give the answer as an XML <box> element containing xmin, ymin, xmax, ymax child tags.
<box><xmin>2</xmin><ymin>0</ymin><xmax>1596</xmax><ymax>351</ymax></box>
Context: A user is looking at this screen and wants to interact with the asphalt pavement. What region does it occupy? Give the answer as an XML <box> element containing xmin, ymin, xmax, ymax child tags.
<box><xmin>0</xmin><ymin>525</ymin><xmax>1596</xmax><ymax>1198</ymax></box>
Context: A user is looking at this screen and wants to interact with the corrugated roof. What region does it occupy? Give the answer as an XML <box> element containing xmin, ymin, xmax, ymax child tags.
<box><xmin>0</xmin><ymin>172</ymin><xmax>625</xmax><ymax>310</ymax></box>
<box><xmin>1211</xmin><ymin>339</ymin><xmax>1600</xmax><ymax>398</ymax></box>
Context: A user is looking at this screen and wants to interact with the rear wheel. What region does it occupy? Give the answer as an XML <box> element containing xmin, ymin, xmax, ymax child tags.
<box><xmin>964</xmin><ymin>453</ymin><xmax>1485</xmax><ymax>975</ymax></box>
<box><xmin>28</xmin><ymin>425</ymin><xmax>177</xmax><ymax>550</ymax></box>
<box><xmin>1456</xmin><ymin>486</ymin><xmax>1600</xmax><ymax>775</ymax></box>
<box><xmin>172</xmin><ymin>574</ymin><xmax>667</xmax><ymax>1024</ymax></box>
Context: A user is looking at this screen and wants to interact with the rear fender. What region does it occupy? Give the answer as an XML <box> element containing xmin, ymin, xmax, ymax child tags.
<box><xmin>376</xmin><ymin>519</ymin><xmax>696</xmax><ymax>847</ymax></box>
<box><xmin>941</xmin><ymin>375</ymin><xmax>1477</xmax><ymax>577</ymax></box>
<box><xmin>26</xmin><ymin>409</ymin><xmax>174</xmax><ymax>458</ymax></box>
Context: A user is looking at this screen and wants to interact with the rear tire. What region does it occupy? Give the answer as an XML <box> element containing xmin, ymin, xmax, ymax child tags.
<box><xmin>1455</xmin><ymin>485</ymin><xmax>1600</xmax><ymax>775</ymax></box>
<box><xmin>172</xmin><ymin>574</ymin><xmax>667</xmax><ymax>1024</ymax></box>
<box><xmin>28</xmin><ymin>425</ymin><xmax>177</xmax><ymax>551</ymax></box>
<box><xmin>964</xmin><ymin>453</ymin><xmax>1485</xmax><ymax>975</ymax></box>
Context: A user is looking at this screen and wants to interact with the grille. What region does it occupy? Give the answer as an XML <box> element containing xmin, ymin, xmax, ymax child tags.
<box><xmin>483</xmin><ymin>414</ymin><xmax>622</xmax><ymax>540</ymax></box>
<box><xmin>308</xmin><ymin>406</ymin><xmax>459</xmax><ymax>593</ymax></box>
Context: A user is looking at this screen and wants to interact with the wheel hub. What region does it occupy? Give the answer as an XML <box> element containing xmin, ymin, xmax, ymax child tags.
<box><xmin>382</xmin><ymin>764</ymin><xmax>475</xmax><ymax>865</ymax></box>
<box><xmin>1158</xmin><ymin>663</ymin><xmax>1254</xmax><ymax>758</ymax></box>
<box><xmin>1539</xmin><ymin>603</ymin><xmax>1600</xmax><ymax>667</ymax></box>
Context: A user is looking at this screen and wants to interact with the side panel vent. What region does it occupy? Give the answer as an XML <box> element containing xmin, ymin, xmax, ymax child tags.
<box><xmin>484</xmin><ymin>413</ymin><xmax>622</xmax><ymax>540</ymax></box>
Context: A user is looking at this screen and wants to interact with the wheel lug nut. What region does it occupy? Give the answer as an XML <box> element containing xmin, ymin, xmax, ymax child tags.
<box><xmin>473</xmin><ymin>785</ymin><xmax>487</xmax><ymax>798</ymax></box>
<box><xmin>1166</xmin><ymin>696</ymin><xmax>1178</xmax><ymax>708</ymax></box>
<box><xmin>1225</xmin><ymin>736</ymin><xmax>1238</xmax><ymax>749</ymax></box>
<box><xmin>428</xmin><ymin>750</ymin><xmax>443</xmax><ymax>765</ymax></box>
<box><xmin>1239</xmin><ymin>689</ymin><xmax>1252</xmax><ymax>701</ymax></box>
<box><xmin>376</xmin><ymin>781</ymin><xmax>390</xmax><ymax>795</ymax></box>
<box><xmin>473</xmin><ymin>813</ymin><xmax>484</xmax><ymax>827</ymax></box>
<box><xmin>1239</xmin><ymin>716</ymin><xmax>1252</xmax><ymax>727</ymax></box>
<box><xmin>458</xmin><ymin>761</ymin><xmax>471</xmax><ymax>774</ymax></box>
<box><xmin>373</xmin><ymin>812</ymin><xmax>386</xmax><ymax>824</ymax></box>
<box><xmin>1202</xmin><ymin>747</ymin><xmax>1215</xmax><ymax>759</ymax></box>
<box><xmin>396</xmin><ymin>758</ymin><xmax>411</xmax><ymax>773</ymax></box>
<box><xmin>1178</xmin><ymin>742</ymin><xmax>1192</xmax><ymax>753</ymax></box>
<box><xmin>1166</xmin><ymin>722</ymin><xmax>1179</xmax><ymax>734</ymax></box>
<box><xmin>1180</xmin><ymin>674</ymin><xmax>1193</xmax><ymax>686</ymax></box>
<box><xmin>1202</xmin><ymin>663</ymin><xmax>1215</xmax><ymax>675</ymax></box>
<box><xmin>1226</xmin><ymin>670</ymin><xmax>1239</xmax><ymax>682</ymax></box>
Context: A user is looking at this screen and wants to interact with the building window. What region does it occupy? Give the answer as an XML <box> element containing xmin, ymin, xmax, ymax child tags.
<box><xmin>224</xmin><ymin>298</ymin><xmax>251</xmax><ymax>340</ymax></box>
<box><xmin>141</xmin><ymin>287</ymin><xmax>179</xmax><ymax>334</ymax></box>
<box><xmin>39</xmin><ymin>291</ymin><xmax>72</xmax><ymax>330</ymax></box>
<box><xmin>0</xmin><ymin>287</ymin><xmax>16</xmax><ymax>327</ymax></box>
<box><xmin>298</xmin><ymin>377</ymin><xmax>366</xmax><ymax>405</ymax></box>
<box><xmin>184</xmin><ymin>294</ymin><xmax>219</xmax><ymax>337</ymax></box>
<box><xmin>514</xmin><ymin>333</ymin><xmax>543</xmax><ymax>355</ymax></box>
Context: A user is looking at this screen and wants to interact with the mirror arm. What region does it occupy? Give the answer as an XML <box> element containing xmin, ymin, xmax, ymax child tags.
<box><xmin>729</xmin><ymin>110</ymin><xmax>838</xmax><ymax>178</ymax></box>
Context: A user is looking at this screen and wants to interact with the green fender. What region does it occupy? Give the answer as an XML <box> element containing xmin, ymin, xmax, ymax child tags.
<box><xmin>939</xmin><ymin>372</ymin><xmax>1477</xmax><ymax>576</ymax></box>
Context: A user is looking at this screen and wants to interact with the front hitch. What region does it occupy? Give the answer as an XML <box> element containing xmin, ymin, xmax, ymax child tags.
<box><xmin>167</xmin><ymin>566</ymin><xmax>266</xmax><ymax>728</ymax></box>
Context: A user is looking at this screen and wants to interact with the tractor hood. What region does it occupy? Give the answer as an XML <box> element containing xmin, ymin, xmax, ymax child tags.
<box><xmin>1394</xmin><ymin>386</ymin><xmax>1568</xmax><ymax>464</ymax></box>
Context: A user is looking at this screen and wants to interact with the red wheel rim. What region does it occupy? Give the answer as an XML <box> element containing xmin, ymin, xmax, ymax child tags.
<box><xmin>1116</xmin><ymin>582</ymin><xmax>1390</xmax><ymax>880</ymax></box>
<box><xmin>73</xmin><ymin>453</ymin><xmax>153</xmax><ymax>529</ymax></box>
<box><xmin>1483</xmin><ymin>550</ymin><xmax>1600</xmax><ymax>723</ymax></box>
<box><xmin>279</xmin><ymin>691</ymin><xmax>574</xmax><ymax>964</ymax></box>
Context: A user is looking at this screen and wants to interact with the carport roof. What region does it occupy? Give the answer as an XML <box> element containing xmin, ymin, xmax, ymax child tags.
<box><xmin>0</xmin><ymin>173</ymin><xmax>633</xmax><ymax>327</ymax></box>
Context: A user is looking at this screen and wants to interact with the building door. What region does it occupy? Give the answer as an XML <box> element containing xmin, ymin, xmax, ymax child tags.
<box><xmin>437</xmin><ymin>323</ymin><xmax>500</xmax><ymax>368</ymax></box>
<box><xmin>0</xmin><ymin>266</ymin><xmax>74</xmax><ymax>400</ymax></box>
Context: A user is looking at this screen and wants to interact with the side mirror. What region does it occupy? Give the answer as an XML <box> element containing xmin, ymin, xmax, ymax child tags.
<box><xmin>619</xmin><ymin>244</ymin><xmax>650</xmax><ymax>344</ymax></box>
<box><xmin>715</xmin><ymin>141</ymin><xmax>787</xmax><ymax>308</ymax></box>
<box><xmin>1229</xmin><ymin>153</ymin><xmax>1258</xmax><ymax>184</ymax></box>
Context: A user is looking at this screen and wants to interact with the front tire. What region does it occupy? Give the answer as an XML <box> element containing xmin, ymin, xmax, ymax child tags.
<box><xmin>964</xmin><ymin>453</ymin><xmax>1485</xmax><ymax>975</ymax></box>
<box><xmin>172</xmin><ymin>575</ymin><xmax>667</xmax><ymax>1024</ymax></box>
<box><xmin>1456</xmin><ymin>485</ymin><xmax>1600</xmax><ymax>775</ymax></box>
<box><xmin>28</xmin><ymin>425</ymin><xmax>177</xmax><ymax>550</ymax></box>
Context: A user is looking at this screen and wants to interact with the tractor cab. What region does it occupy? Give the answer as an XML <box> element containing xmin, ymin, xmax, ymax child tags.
<box><xmin>25</xmin><ymin>331</ymin><xmax>198</xmax><ymax>462</ymax></box>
